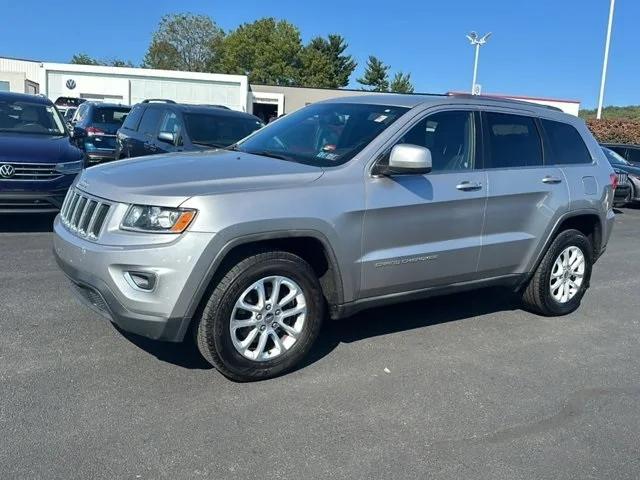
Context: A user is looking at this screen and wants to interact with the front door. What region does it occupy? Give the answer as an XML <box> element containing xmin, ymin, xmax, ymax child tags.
<box><xmin>361</xmin><ymin>110</ymin><xmax>487</xmax><ymax>298</ymax></box>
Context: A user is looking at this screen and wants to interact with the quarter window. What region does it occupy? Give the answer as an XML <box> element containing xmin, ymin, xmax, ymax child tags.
<box><xmin>626</xmin><ymin>147</ymin><xmax>640</xmax><ymax>164</ymax></box>
<box><xmin>541</xmin><ymin>119</ymin><xmax>592</xmax><ymax>165</ymax></box>
<box><xmin>122</xmin><ymin>104</ymin><xmax>144</xmax><ymax>131</ymax></box>
<box><xmin>386</xmin><ymin>110</ymin><xmax>476</xmax><ymax>171</ymax></box>
<box><xmin>483</xmin><ymin>112</ymin><xmax>543</xmax><ymax>168</ymax></box>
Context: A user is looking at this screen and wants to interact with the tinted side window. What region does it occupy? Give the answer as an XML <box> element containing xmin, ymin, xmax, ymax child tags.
<box><xmin>138</xmin><ymin>107</ymin><xmax>164</xmax><ymax>136</ymax></box>
<box><xmin>483</xmin><ymin>112</ymin><xmax>542</xmax><ymax>168</ymax></box>
<box><xmin>541</xmin><ymin>119</ymin><xmax>592</xmax><ymax>165</ymax></box>
<box><xmin>122</xmin><ymin>104</ymin><xmax>145</xmax><ymax>131</ymax></box>
<box><xmin>626</xmin><ymin>147</ymin><xmax>640</xmax><ymax>163</ymax></box>
<box><xmin>391</xmin><ymin>110</ymin><xmax>476</xmax><ymax>171</ymax></box>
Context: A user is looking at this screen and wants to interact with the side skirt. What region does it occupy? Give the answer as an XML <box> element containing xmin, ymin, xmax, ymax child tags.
<box><xmin>330</xmin><ymin>273</ymin><xmax>527</xmax><ymax>320</ymax></box>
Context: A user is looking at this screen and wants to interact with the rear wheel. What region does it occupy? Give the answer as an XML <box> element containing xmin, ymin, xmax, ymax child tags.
<box><xmin>195</xmin><ymin>251</ymin><xmax>324</xmax><ymax>381</ymax></box>
<box><xmin>522</xmin><ymin>229</ymin><xmax>592</xmax><ymax>316</ymax></box>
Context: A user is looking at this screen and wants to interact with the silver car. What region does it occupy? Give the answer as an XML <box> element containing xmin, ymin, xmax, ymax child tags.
<box><xmin>53</xmin><ymin>94</ymin><xmax>616</xmax><ymax>381</ymax></box>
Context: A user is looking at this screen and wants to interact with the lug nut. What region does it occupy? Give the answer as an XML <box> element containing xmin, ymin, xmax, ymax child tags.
<box><xmin>256</xmin><ymin>314</ymin><xmax>262</xmax><ymax>320</ymax></box>
<box><xmin>275</xmin><ymin>310</ymin><xmax>281</xmax><ymax>315</ymax></box>
<box><xmin>272</xmin><ymin>322</ymin><xmax>278</xmax><ymax>328</ymax></box>
<box><xmin>266</xmin><ymin>304</ymin><xmax>271</xmax><ymax>310</ymax></box>
<box><xmin>260</xmin><ymin>325</ymin><xmax>266</xmax><ymax>331</ymax></box>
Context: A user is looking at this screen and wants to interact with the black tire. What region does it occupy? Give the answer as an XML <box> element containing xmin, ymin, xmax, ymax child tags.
<box><xmin>522</xmin><ymin>229</ymin><xmax>593</xmax><ymax>316</ymax></box>
<box><xmin>195</xmin><ymin>250</ymin><xmax>324</xmax><ymax>381</ymax></box>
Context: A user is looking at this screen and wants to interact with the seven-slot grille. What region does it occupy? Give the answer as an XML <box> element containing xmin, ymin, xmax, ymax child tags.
<box><xmin>0</xmin><ymin>163</ymin><xmax>62</xmax><ymax>181</ymax></box>
<box><xmin>60</xmin><ymin>188</ymin><xmax>111</xmax><ymax>239</ymax></box>
<box><xmin>617</xmin><ymin>171</ymin><xmax>629</xmax><ymax>185</ymax></box>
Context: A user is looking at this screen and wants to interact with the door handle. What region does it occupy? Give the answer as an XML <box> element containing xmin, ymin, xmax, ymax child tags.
<box><xmin>542</xmin><ymin>176</ymin><xmax>562</xmax><ymax>184</ymax></box>
<box><xmin>456</xmin><ymin>181</ymin><xmax>483</xmax><ymax>191</ymax></box>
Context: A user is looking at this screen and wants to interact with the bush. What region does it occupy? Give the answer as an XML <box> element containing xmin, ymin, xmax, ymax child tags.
<box><xmin>586</xmin><ymin>118</ymin><xmax>640</xmax><ymax>144</ymax></box>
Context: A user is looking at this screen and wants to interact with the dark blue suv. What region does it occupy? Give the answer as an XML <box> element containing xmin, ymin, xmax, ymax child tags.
<box><xmin>71</xmin><ymin>102</ymin><xmax>130</xmax><ymax>164</ymax></box>
<box><xmin>115</xmin><ymin>99</ymin><xmax>263</xmax><ymax>159</ymax></box>
<box><xmin>0</xmin><ymin>92</ymin><xmax>85</xmax><ymax>213</ymax></box>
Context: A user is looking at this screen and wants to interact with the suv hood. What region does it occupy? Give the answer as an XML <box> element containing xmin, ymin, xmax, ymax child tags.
<box><xmin>0</xmin><ymin>133</ymin><xmax>81</xmax><ymax>163</ymax></box>
<box><xmin>76</xmin><ymin>150</ymin><xmax>324</xmax><ymax>207</ymax></box>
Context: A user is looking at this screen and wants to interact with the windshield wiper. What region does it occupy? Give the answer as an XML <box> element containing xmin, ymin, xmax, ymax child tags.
<box><xmin>193</xmin><ymin>141</ymin><xmax>227</xmax><ymax>148</ymax></box>
<box><xmin>245</xmin><ymin>150</ymin><xmax>293</xmax><ymax>162</ymax></box>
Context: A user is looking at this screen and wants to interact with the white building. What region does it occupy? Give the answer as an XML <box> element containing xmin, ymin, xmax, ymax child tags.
<box><xmin>0</xmin><ymin>56</ymin><xmax>249</xmax><ymax>112</ymax></box>
<box><xmin>0</xmin><ymin>56</ymin><xmax>581</xmax><ymax>118</ymax></box>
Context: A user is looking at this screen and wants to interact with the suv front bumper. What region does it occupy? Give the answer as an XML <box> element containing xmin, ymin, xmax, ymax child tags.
<box><xmin>53</xmin><ymin>216</ymin><xmax>214</xmax><ymax>342</ymax></box>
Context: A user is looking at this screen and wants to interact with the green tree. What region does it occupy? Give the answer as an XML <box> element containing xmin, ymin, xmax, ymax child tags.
<box><xmin>143</xmin><ymin>13</ymin><xmax>225</xmax><ymax>72</ymax></box>
<box><xmin>219</xmin><ymin>18</ymin><xmax>302</xmax><ymax>85</ymax></box>
<box><xmin>357</xmin><ymin>56</ymin><xmax>390</xmax><ymax>92</ymax></box>
<box><xmin>70</xmin><ymin>53</ymin><xmax>134</xmax><ymax>67</ymax></box>
<box><xmin>298</xmin><ymin>34</ymin><xmax>356</xmax><ymax>88</ymax></box>
<box><xmin>389</xmin><ymin>72</ymin><xmax>414</xmax><ymax>93</ymax></box>
<box><xmin>70</xmin><ymin>53</ymin><xmax>102</xmax><ymax>65</ymax></box>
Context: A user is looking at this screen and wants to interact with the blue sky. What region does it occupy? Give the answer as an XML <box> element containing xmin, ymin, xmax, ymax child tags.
<box><xmin>2</xmin><ymin>0</ymin><xmax>636</xmax><ymax>108</ymax></box>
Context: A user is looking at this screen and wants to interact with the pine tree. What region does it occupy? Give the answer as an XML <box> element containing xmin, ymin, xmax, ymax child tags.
<box><xmin>389</xmin><ymin>72</ymin><xmax>414</xmax><ymax>93</ymax></box>
<box><xmin>357</xmin><ymin>56</ymin><xmax>390</xmax><ymax>92</ymax></box>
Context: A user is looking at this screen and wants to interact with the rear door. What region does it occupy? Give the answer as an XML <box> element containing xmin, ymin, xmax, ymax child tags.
<box><xmin>136</xmin><ymin>107</ymin><xmax>165</xmax><ymax>157</ymax></box>
<box><xmin>361</xmin><ymin>109</ymin><xmax>487</xmax><ymax>297</ymax></box>
<box><xmin>155</xmin><ymin>110</ymin><xmax>184</xmax><ymax>154</ymax></box>
<box><xmin>477</xmin><ymin>110</ymin><xmax>570</xmax><ymax>277</ymax></box>
<box><xmin>117</xmin><ymin>104</ymin><xmax>145</xmax><ymax>158</ymax></box>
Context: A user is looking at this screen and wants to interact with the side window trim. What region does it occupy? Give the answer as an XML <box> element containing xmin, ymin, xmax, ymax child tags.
<box><xmin>370</xmin><ymin>107</ymin><xmax>480</xmax><ymax>175</ymax></box>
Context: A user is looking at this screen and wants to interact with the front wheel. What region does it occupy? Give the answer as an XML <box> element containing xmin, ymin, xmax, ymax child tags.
<box><xmin>521</xmin><ymin>229</ymin><xmax>593</xmax><ymax>316</ymax></box>
<box><xmin>195</xmin><ymin>251</ymin><xmax>324</xmax><ymax>381</ymax></box>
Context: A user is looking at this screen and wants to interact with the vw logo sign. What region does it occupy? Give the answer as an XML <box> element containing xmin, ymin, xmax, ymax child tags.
<box><xmin>66</xmin><ymin>79</ymin><xmax>76</xmax><ymax>90</ymax></box>
<box><xmin>0</xmin><ymin>164</ymin><xmax>15</xmax><ymax>178</ymax></box>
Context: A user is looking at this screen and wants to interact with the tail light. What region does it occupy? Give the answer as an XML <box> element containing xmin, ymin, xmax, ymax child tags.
<box><xmin>86</xmin><ymin>126</ymin><xmax>105</xmax><ymax>136</ymax></box>
<box><xmin>610</xmin><ymin>173</ymin><xmax>618</xmax><ymax>190</ymax></box>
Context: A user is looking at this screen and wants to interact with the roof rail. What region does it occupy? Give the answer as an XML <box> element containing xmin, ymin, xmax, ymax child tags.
<box><xmin>141</xmin><ymin>98</ymin><xmax>176</xmax><ymax>104</ymax></box>
<box><xmin>447</xmin><ymin>93</ymin><xmax>564</xmax><ymax>112</ymax></box>
<box><xmin>196</xmin><ymin>104</ymin><xmax>230</xmax><ymax>110</ymax></box>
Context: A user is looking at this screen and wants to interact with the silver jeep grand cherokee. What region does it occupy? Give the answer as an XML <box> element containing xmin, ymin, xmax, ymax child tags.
<box><xmin>54</xmin><ymin>94</ymin><xmax>616</xmax><ymax>381</ymax></box>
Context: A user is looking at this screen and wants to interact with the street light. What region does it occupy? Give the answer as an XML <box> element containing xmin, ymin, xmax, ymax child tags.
<box><xmin>597</xmin><ymin>0</ymin><xmax>616</xmax><ymax>120</ymax></box>
<box><xmin>466</xmin><ymin>31</ymin><xmax>492</xmax><ymax>95</ymax></box>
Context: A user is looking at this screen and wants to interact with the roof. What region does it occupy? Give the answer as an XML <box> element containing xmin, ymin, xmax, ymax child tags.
<box><xmin>318</xmin><ymin>93</ymin><xmax>572</xmax><ymax>116</ymax></box>
<box><xmin>447</xmin><ymin>91</ymin><xmax>581</xmax><ymax>104</ymax></box>
<box><xmin>0</xmin><ymin>91</ymin><xmax>52</xmax><ymax>105</ymax></box>
<box><xmin>143</xmin><ymin>101</ymin><xmax>260</xmax><ymax>120</ymax></box>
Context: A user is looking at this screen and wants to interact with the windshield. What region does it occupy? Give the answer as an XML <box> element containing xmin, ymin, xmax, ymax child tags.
<box><xmin>0</xmin><ymin>100</ymin><xmax>66</xmax><ymax>136</ymax></box>
<box><xmin>235</xmin><ymin>102</ymin><xmax>409</xmax><ymax>166</ymax></box>
<box><xmin>185</xmin><ymin>114</ymin><xmax>264</xmax><ymax>148</ymax></box>
<box><xmin>602</xmin><ymin>146</ymin><xmax>629</xmax><ymax>166</ymax></box>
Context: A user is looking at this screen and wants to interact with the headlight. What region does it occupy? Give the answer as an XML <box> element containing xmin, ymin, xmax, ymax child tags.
<box><xmin>121</xmin><ymin>205</ymin><xmax>197</xmax><ymax>233</ymax></box>
<box><xmin>55</xmin><ymin>160</ymin><xmax>84</xmax><ymax>174</ymax></box>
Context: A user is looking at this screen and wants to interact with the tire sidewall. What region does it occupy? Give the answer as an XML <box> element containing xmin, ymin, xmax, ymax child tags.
<box><xmin>208</xmin><ymin>256</ymin><xmax>323</xmax><ymax>380</ymax></box>
<box><xmin>540</xmin><ymin>230</ymin><xmax>593</xmax><ymax>315</ymax></box>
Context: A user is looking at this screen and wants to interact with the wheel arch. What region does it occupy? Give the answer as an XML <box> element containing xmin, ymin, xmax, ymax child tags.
<box><xmin>183</xmin><ymin>230</ymin><xmax>345</xmax><ymax>327</ymax></box>
<box><xmin>523</xmin><ymin>209</ymin><xmax>603</xmax><ymax>288</ymax></box>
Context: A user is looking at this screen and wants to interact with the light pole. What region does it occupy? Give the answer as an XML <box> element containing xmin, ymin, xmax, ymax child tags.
<box><xmin>597</xmin><ymin>0</ymin><xmax>616</xmax><ymax>119</ymax></box>
<box><xmin>466</xmin><ymin>31</ymin><xmax>492</xmax><ymax>94</ymax></box>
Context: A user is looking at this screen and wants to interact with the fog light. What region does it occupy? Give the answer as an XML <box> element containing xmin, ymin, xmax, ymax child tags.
<box><xmin>125</xmin><ymin>271</ymin><xmax>157</xmax><ymax>291</ymax></box>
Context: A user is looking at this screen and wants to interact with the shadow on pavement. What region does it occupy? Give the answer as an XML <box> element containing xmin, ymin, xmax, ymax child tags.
<box><xmin>0</xmin><ymin>213</ymin><xmax>57</xmax><ymax>233</ymax></box>
<box><xmin>119</xmin><ymin>286</ymin><xmax>520</xmax><ymax>374</ymax></box>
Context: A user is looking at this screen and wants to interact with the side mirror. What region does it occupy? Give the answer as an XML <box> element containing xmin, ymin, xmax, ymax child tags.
<box><xmin>158</xmin><ymin>131</ymin><xmax>175</xmax><ymax>144</ymax></box>
<box><xmin>377</xmin><ymin>144</ymin><xmax>432</xmax><ymax>175</ymax></box>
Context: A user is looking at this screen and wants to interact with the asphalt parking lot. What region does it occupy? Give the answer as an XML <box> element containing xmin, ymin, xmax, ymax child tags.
<box><xmin>2</xmin><ymin>208</ymin><xmax>640</xmax><ymax>480</ymax></box>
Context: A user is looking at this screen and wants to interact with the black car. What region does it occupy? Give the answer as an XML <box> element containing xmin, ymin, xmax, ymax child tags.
<box><xmin>601</xmin><ymin>143</ymin><xmax>640</xmax><ymax>166</ymax></box>
<box><xmin>71</xmin><ymin>102</ymin><xmax>130</xmax><ymax>164</ymax></box>
<box><xmin>0</xmin><ymin>92</ymin><xmax>85</xmax><ymax>213</ymax></box>
<box><xmin>601</xmin><ymin>145</ymin><xmax>640</xmax><ymax>204</ymax></box>
<box><xmin>115</xmin><ymin>99</ymin><xmax>264</xmax><ymax>159</ymax></box>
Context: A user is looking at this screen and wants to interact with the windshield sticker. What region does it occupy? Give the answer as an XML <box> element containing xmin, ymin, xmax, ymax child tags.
<box><xmin>373</xmin><ymin>115</ymin><xmax>388</xmax><ymax>123</ymax></box>
<box><xmin>316</xmin><ymin>151</ymin><xmax>340</xmax><ymax>161</ymax></box>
